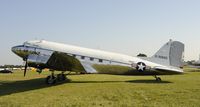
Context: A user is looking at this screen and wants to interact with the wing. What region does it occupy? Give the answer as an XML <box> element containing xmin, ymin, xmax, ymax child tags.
<box><xmin>46</xmin><ymin>52</ymin><xmax>85</xmax><ymax>72</ymax></box>
<box><xmin>28</xmin><ymin>51</ymin><xmax>85</xmax><ymax>72</ymax></box>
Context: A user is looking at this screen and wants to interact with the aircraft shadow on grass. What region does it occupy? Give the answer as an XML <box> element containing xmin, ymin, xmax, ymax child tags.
<box><xmin>126</xmin><ymin>80</ymin><xmax>173</xmax><ymax>84</ymax></box>
<box><xmin>0</xmin><ymin>78</ymin><xmax>172</xmax><ymax>96</ymax></box>
<box><xmin>0</xmin><ymin>78</ymin><xmax>67</xmax><ymax>97</ymax></box>
<box><xmin>69</xmin><ymin>80</ymin><xmax>173</xmax><ymax>84</ymax></box>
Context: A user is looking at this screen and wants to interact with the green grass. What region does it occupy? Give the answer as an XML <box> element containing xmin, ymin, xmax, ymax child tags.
<box><xmin>0</xmin><ymin>68</ymin><xmax>200</xmax><ymax>107</ymax></box>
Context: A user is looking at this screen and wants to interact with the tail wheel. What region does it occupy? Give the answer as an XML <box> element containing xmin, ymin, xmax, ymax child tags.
<box><xmin>46</xmin><ymin>75</ymin><xmax>56</xmax><ymax>84</ymax></box>
<box><xmin>156</xmin><ymin>77</ymin><xmax>162</xmax><ymax>81</ymax></box>
<box><xmin>154</xmin><ymin>75</ymin><xmax>162</xmax><ymax>81</ymax></box>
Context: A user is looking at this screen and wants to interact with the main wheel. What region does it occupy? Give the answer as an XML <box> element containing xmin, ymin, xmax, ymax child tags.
<box><xmin>57</xmin><ymin>74</ymin><xmax>66</xmax><ymax>81</ymax></box>
<box><xmin>46</xmin><ymin>75</ymin><xmax>56</xmax><ymax>84</ymax></box>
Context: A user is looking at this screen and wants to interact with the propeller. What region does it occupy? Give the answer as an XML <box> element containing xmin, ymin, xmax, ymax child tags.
<box><xmin>24</xmin><ymin>58</ymin><xmax>28</xmax><ymax>77</ymax></box>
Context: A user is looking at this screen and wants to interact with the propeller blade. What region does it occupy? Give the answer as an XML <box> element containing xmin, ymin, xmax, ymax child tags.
<box><xmin>24</xmin><ymin>59</ymin><xmax>28</xmax><ymax>77</ymax></box>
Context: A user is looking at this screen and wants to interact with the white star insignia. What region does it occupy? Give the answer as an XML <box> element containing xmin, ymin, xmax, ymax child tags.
<box><xmin>138</xmin><ymin>63</ymin><xmax>146</xmax><ymax>71</ymax></box>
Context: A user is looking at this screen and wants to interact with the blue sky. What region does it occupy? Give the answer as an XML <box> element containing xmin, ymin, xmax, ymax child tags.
<box><xmin>0</xmin><ymin>0</ymin><xmax>200</xmax><ymax>65</ymax></box>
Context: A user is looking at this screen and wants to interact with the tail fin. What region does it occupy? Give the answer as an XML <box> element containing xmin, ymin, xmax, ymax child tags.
<box><xmin>149</xmin><ymin>40</ymin><xmax>185</xmax><ymax>68</ymax></box>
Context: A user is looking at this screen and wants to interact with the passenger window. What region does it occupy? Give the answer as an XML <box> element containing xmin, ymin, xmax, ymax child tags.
<box><xmin>73</xmin><ymin>54</ymin><xmax>76</xmax><ymax>57</ymax></box>
<box><xmin>81</xmin><ymin>56</ymin><xmax>85</xmax><ymax>59</ymax></box>
<box><xmin>99</xmin><ymin>59</ymin><xmax>103</xmax><ymax>63</ymax></box>
<box><xmin>90</xmin><ymin>57</ymin><xmax>94</xmax><ymax>61</ymax></box>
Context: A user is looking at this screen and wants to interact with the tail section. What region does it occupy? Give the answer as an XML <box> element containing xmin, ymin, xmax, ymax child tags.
<box><xmin>149</xmin><ymin>40</ymin><xmax>184</xmax><ymax>68</ymax></box>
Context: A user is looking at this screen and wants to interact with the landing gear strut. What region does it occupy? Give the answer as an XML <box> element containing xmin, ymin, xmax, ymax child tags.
<box><xmin>154</xmin><ymin>75</ymin><xmax>162</xmax><ymax>81</ymax></box>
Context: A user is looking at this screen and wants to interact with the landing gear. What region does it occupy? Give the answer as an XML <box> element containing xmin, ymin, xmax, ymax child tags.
<box><xmin>36</xmin><ymin>69</ymin><xmax>42</xmax><ymax>74</ymax></box>
<box><xmin>57</xmin><ymin>73</ymin><xmax>66</xmax><ymax>81</ymax></box>
<box><xmin>154</xmin><ymin>75</ymin><xmax>162</xmax><ymax>81</ymax></box>
<box><xmin>45</xmin><ymin>71</ymin><xmax>68</xmax><ymax>84</ymax></box>
<box><xmin>46</xmin><ymin>72</ymin><xmax>56</xmax><ymax>84</ymax></box>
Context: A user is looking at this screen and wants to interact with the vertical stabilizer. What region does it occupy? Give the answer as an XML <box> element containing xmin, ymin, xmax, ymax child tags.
<box><xmin>149</xmin><ymin>40</ymin><xmax>184</xmax><ymax>68</ymax></box>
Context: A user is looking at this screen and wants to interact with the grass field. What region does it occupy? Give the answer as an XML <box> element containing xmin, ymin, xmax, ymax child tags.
<box><xmin>0</xmin><ymin>68</ymin><xmax>200</xmax><ymax>107</ymax></box>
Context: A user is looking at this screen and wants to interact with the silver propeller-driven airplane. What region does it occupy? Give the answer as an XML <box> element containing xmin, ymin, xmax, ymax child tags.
<box><xmin>188</xmin><ymin>55</ymin><xmax>200</xmax><ymax>68</ymax></box>
<box><xmin>12</xmin><ymin>40</ymin><xmax>184</xmax><ymax>84</ymax></box>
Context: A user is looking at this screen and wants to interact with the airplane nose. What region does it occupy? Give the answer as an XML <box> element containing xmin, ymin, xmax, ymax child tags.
<box><xmin>11</xmin><ymin>46</ymin><xmax>19</xmax><ymax>54</ymax></box>
<box><xmin>11</xmin><ymin>46</ymin><xmax>18</xmax><ymax>53</ymax></box>
<box><xmin>11</xmin><ymin>45</ymin><xmax>27</xmax><ymax>59</ymax></box>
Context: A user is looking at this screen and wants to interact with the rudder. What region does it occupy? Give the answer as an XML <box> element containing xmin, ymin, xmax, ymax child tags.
<box><xmin>149</xmin><ymin>40</ymin><xmax>184</xmax><ymax>68</ymax></box>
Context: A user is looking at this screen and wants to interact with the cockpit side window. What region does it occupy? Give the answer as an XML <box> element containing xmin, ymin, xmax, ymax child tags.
<box><xmin>24</xmin><ymin>43</ymin><xmax>39</xmax><ymax>49</ymax></box>
<box><xmin>22</xmin><ymin>46</ymin><xmax>37</xmax><ymax>54</ymax></box>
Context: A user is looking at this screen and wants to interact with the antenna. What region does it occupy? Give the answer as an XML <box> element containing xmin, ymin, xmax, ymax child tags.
<box><xmin>169</xmin><ymin>32</ymin><xmax>175</xmax><ymax>42</ymax></box>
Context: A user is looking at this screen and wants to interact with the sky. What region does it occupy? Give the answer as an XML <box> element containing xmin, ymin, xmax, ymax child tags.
<box><xmin>0</xmin><ymin>0</ymin><xmax>200</xmax><ymax>65</ymax></box>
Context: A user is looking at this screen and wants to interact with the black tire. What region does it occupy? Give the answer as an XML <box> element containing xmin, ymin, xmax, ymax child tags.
<box><xmin>46</xmin><ymin>75</ymin><xmax>56</xmax><ymax>84</ymax></box>
<box><xmin>57</xmin><ymin>74</ymin><xmax>66</xmax><ymax>81</ymax></box>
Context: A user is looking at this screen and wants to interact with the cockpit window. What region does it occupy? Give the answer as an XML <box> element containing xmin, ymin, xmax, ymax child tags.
<box><xmin>23</xmin><ymin>42</ymin><xmax>32</xmax><ymax>46</ymax></box>
<box><xmin>23</xmin><ymin>40</ymin><xmax>43</xmax><ymax>48</ymax></box>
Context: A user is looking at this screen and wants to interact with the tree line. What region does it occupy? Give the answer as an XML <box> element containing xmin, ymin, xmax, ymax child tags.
<box><xmin>0</xmin><ymin>65</ymin><xmax>23</xmax><ymax>68</ymax></box>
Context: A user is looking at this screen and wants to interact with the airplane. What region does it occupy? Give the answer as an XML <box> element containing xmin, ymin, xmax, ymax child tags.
<box><xmin>11</xmin><ymin>39</ymin><xmax>185</xmax><ymax>84</ymax></box>
<box><xmin>188</xmin><ymin>55</ymin><xmax>200</xmax><ymax>68</ymax></box>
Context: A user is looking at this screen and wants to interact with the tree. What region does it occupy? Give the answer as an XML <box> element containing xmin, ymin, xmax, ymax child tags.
<box><xmin>137</xmin><ymin>53</ymin><xmax>147</xmax><ymax>57</ymax></box>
